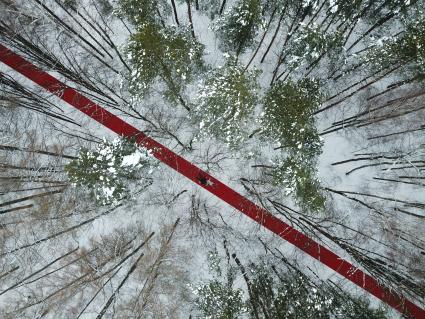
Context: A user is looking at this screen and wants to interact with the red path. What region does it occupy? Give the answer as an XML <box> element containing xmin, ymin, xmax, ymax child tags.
<box><xmin>0</xmin><ymin>44</ymin><xmax>423</xmax><ymax>318</ymax></box>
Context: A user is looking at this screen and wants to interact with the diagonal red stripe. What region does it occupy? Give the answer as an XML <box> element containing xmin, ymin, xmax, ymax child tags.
<box><xmin>0</xmin><ymin>43</ymin><xmax>423</xmax><ymax>318</ymax></box>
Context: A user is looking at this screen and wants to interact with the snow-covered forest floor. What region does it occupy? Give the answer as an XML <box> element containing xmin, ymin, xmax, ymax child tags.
<box><xmin>0</xmin><ymin>0</ymin><xmax>424</xmax><ymax>318</ymax></box>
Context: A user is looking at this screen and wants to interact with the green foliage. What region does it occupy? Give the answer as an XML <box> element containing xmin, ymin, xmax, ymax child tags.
<box><xmin>261</xmin><ymin>78</ymin><xmax>323</xmax><ymax>159</ymax></box>
<box><xmin>261</xmin><ymin>0</ymin><xmax>288</xmax><ymax>15</ymax></box>
<box><xmin>364</xmin><ymin>0</ymin><xmax>411</xmax><ymax>22</ymax></box>
<box><xmin>116</xmin><ymin>0</ymin><xmax>170</xmax><ymax>26</ymax></box>
<box><xmin>271</xmin><ymin>157</ymin><xmax>326</xmax><ymax>213</ymax></box>
<box><xmin>261</xmin><ymin>78</ymin><xmax>324</xmax><ymax>212</ymax></box>
<box><xmin>287</xmin><ymin>24</ymin><xmax>344</xmax><ymax>71</ymax></box>
<box><xmin>193</xmin><ymin>251</ymin><xmax>389</xmax><ymax>319</ymax></box>
<box><xmin>331</xmin><ymin>0</ymin><xmax>365</xmax><ymax>21</ymax></box>
<box><xmin>214</xmin><ymin>0</ymin><xmax>262</xmax><ymax>55</ymax></box>
<box><xmin>95</xmin><ymin>0</ymin><xmax>113</xmax><ymax>15</ymax></box>
<box><xmin>367</xmin><ymin>15</ymin><xmax>425</xmax><ymax>80</ymax></box>
<box><xmin>198</xmin><ymin>0</ymin><xmax>223</xmax><ymax>19</ymax></box>
<box><xmin>248</xmin><ymin>264</ymin><xmax>335</xmax><ymax>318</ymax></box>
<box><xmin>331</xmin><ymin>293</ymin><xmax>389</xmax><ymax>319</ymax></box>
<box><xmin>191</xmin><ymin>249</ymin><xmax>247</xmax><ymax>318</ymax></box>
<box><xmin>330</xmin><ymin>0</ymin><xmax>410</xmax><ymax>22</ymax></box>
<box><xmin>65</xmin><ymin>137</ymin><xmax>156</xmax><ymax>205</ymax></box>
<box><xmin>126</xmin><ymin>23</ymin><xmax>204</xmax><ymax>104</ymax></box>
<box><xmin>193</xmin><ymin>58</ymin><xmax>260</xmax><ymax>148</ymax></box>
<box><xmin>61</xmin><ymin>0</ymin><xmax>78</xmax><ymax>9</ymax></box>
<box><xmin>248</xmin><ymin>262</ymin><xmax>389</xmax><ymax>318</ymax></box>
<box><xmin>193</xmin><ymin>281</ymin><xmax>246</xmax><ymax>319</ymax></box>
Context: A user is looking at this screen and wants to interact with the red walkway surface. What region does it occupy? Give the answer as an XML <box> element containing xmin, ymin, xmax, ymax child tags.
<box><xmin>1</xmin><ymin>43</ymin><xmax>423</xmax><ymax>318</ymax></box>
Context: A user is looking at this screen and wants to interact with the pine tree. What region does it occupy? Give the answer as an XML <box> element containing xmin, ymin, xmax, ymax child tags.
<box><xmin>286</xmin><ymin>24</ymin><xmax>344</xmax><ymax>72</ymax></box>
<box><xmin>260</xmin><ymin>78</ymin><xmax>324</xmax><ymax>212</ymax></box>
<box><xmin>247</xmin><ymin>261</ymin><xmax>389</xmax><ymax>319</ymax></box>
<box><xmin>193</xmin><ymin>251</ymin><xmax>389</xmax><ymax>319</ymax></box>
<box><xmin>96</xmin><ymin>0</ymin><xmax>114</xmax><ymax>15</ymax></box>
<box><xmin>271</xmin><ymin>156</ymin><xmax>326</xmax><ymax>213</ymax></box>
<box><xmin>366</xmin><ymin>12</ymin><xmax>425</xmax><ymax>82</ymax></box>
<box><xmin>197</xmin><ymin>0</ymin><xmax>223</xmax><ymax>19</ymax></box>
<box><xmin>214</xmin><ymin>0</ymin><xmax>262</xmax><ymax>56</ymax></box>
<box><xmin>248</xmin><ymin>263</ymin><xmax>334</xmax><ymax>318</ymax></box>
<box><xmin>65</xmin><ymin>137</ymin><xmax>156</xmax><ymax>205</ymax></box>
<box><xmin>191</xmin><ymin>249</ymin><xmax>247</xmax><ymax>318</ymax></box>
<box><xmin>193</xmin><ymin>58</ymin><xmax>260</xmax><ymax>148</ymax></box>
<box><xmin>261</xmin><ymin>78</ymin><xmax>323</xmax><ymax>159</ymax></box>
<box><xmin>116</xmin><ymin>0</ymin><xmax>170</xmax><ymax>26</ymax></box>
<box><xmin>125</xmin><ymin>22</ymin><xmax>204</xmax><ymax>109</ymax></box>
<box><xmin>61</xmin><ymin>0</ymin><xmax>78</xmax><ymax>9</ymax></box>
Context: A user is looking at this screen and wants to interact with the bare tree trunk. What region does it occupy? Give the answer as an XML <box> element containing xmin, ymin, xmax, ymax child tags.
<box><xmin>245</xmin><ymin>7</ymin><xmax>277</xmax><ymax>70</ymax></box>
<box><xmin>95</xmin><ymin>232</ymin><xmax>155</xmax><ymax>319</ymax></box>
<box><xmin>186</xmin><ymin>0</ymin><xmax>195</xmax><ymax>38</ymax></box>
<box><xmin>0</xmin><ymin>190</ymin><xmax>64</xmax><ymax>209</ymax></box>
<box><xmin>0</xmin><ymin>204</ymin><xmax>123</xmax><ymax>257</ymax></box>
<box><xmin>219</xmin><ymin>0</ymin><xmax>227</xmax><ymax>15</ymax></box>
<box><xmin>170</xmin><ymin>0</ymin><xmax>180</xmax><ymax>25</ymax></box>
<box><xmin>0</xmin><ymin>246</ymin><xmax>79</xmax><ymax>297</ymax></box>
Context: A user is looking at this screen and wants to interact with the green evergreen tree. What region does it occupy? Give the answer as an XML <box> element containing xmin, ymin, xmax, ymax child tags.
<box><xmin>367</xmin><ymin>13</ymin><xmax>425</xmax><ymax>82</ymax></box>
<box><xmin>116</xmin><ymin>0</ymin><xmax>170</xmax><ymax>26</ymax></box>
<box><xmin>61</xmin><ymin>0</ymin><xmax>78</xmax><ymax>9</ymax></box>
<box><xmin>193</xmin><ymin>251</ymin><xmax>389</xmax><ymax>319</ymax></box>
<box><xmin>214</xmin><ymin>0</ymin><xmax>262</xmax><ymax>55</ymax></box>
<box><xmin>271</xmin><ymin>156</ymin><xmax>326</xmax><ymax>213</ymax></box>
<box><xmin>96</xmin><ymin>0</ymin><xmax>114</xmax><ymax>16</ymax></box>
<box><xmin>261</xmin><ymin>0</ymin><xmax>288</xmax><ymax>15</ymax></box>
<box><xmin>193</xmin><ymin>58</ymin><xmax>260</xmax><ymax>148</ymax></box>
<box><xmin>286</xmin><ymin>24</ymin><xmax>344</xmax><ymax>72</ymax></box>
<box><xmin>65</xmin><ymin>137</ymin><xmax>156</xmax><ymax>205</ymax></box>
<box><xmin>248</xmin><ymin>263</ymin><xmax>334</xmax><ymax>318</ymax></box>
<box><xmin>363</xmin><ymin>0</ymin><xmax>412</xmax><ymax>22</ymax></box>
<box><xmin>261</xmin><ymin>78</ymin><xmax>323</xmax><ymax>159</ymax></box>
<box><xmin>125</xmin><ymin>22</ymin><xmax>204</xmax><ymax>109</ymax></box>
<box><xmin>261</xmin><ymin>79</ymin><xmax>324</xmax><ymax>212</ymax></box>
<box><xmin>191</xmin><ymin>249</ymin><xmax>247</xmax><ymax>318</ymax></box>
<box><xmin>198</xmin><ymin>0</ymin><xmax>223</xmax><ymax>19</ymax></box>
<box><xmin>247</xmin><ymin>262</ymin><xmax>389</xmax><ymax>319</ymax></box>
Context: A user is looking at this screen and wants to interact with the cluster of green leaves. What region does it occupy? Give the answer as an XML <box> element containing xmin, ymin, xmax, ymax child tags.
<box><xmin>193</xmin><ymin>58</ymin><xmax>260</xmax><ymax>148</ymax></box>
<box><xmin>249</xmin><ymin>262</ymin><xmax>389</xmax><ymax>318</ymax></box>
<box><xmin>198</xmin><ymin>0</ymin><xmax>223</xmax><ymax>19</ymax></box>
<box><xmin>65</xmin><ymin>137</ymin><xmax>156</xmax><ymax>205</ymax></box>
<box><xmin>116</xmin><ymin>0</ymin><xmax>169</xmax><ymax>26</ymax></box>
<box><xmin>193</xmin><ymin>252</ymin><xmax>389</xmax><ymax>319</ymax></box>
<box><xmin>94</xmin><ymin>0</ymin><xmax>114</xmax><ymax>15</ymax></box>
<box><xmin>364</xmin><ymin>0</ymin><xmax>411</xmax><ymax>21</ymax></box>
<box><xmin>271</xmin><ymin>157</ymin><xmax>325</xmax><ymax>213</ymax></box>
<box><xmin>261</xmin><ymin>0</ymin><xmax>289</xmax><ymax>15</ymax></box>
<box><xmin>367</xmin><ymin>14</ymin><xmax>425</xmax><ymax>81</ymax></box>
<box><xmin>287</xmin><ymin>24</ymin><xmax>344</xmax><ymax>70</ymax></box>
<box><xmin>248</xmin><ymin>263</ymin><xmax>335</xmax><ymax>318</ymax></box>
<box><xmin>191</xmin><ymin>249</ymin><xmax>247</xmax><ymax>319</ymax></box>
<box><xmin>125</xmin><ymin>22</ymin><xmax>204</xmax><ymax>104</ymax></box>
<box><xmin>261</xmin><ymin>78</ymin><xmax>324</xmax><ymax>212</ymax></box>
<box><xmin>214</xmin><ymin>0</ymin><xmax>262</xmax><ymax>55</ymax></box>
<box><xmin>328</xmin><ymin>0</ymin><xmax>410</xmax><ymax>22</ymax></box>
<box><xmin>61</xmin><ymin>0</ymin><xmax>78</xmax><ymax>9</ymax></box>
<box><xmin>262</xmin><ymin>78</ymin><xmax>323</xmax><ymax>159</ymax></box>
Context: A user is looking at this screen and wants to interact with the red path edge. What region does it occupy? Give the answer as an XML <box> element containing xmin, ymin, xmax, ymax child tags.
<box><xmin>1</xmin><ymin>44</ymin><xmax>423</xmax><ymax>318</ymax></box>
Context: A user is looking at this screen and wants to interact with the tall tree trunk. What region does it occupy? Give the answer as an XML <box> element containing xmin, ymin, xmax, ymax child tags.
<box><xmin>170</xmin><ymin>0</ymin><xmax>180</xmax><ymax>25</ymax></box>
<box><xmin>259</xmin><ymin>8</ymin><xmax>284</xmax><ymax>64</ymax></box>
<box><xmin>219</xmin><ymin>0</ymin><xmax>227</xmax><ymax>15</ymax></box>
<box><xmin>186</xmin><ymin>0</ymin><xmax>195</xmax><ymax>38</ymax></box>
